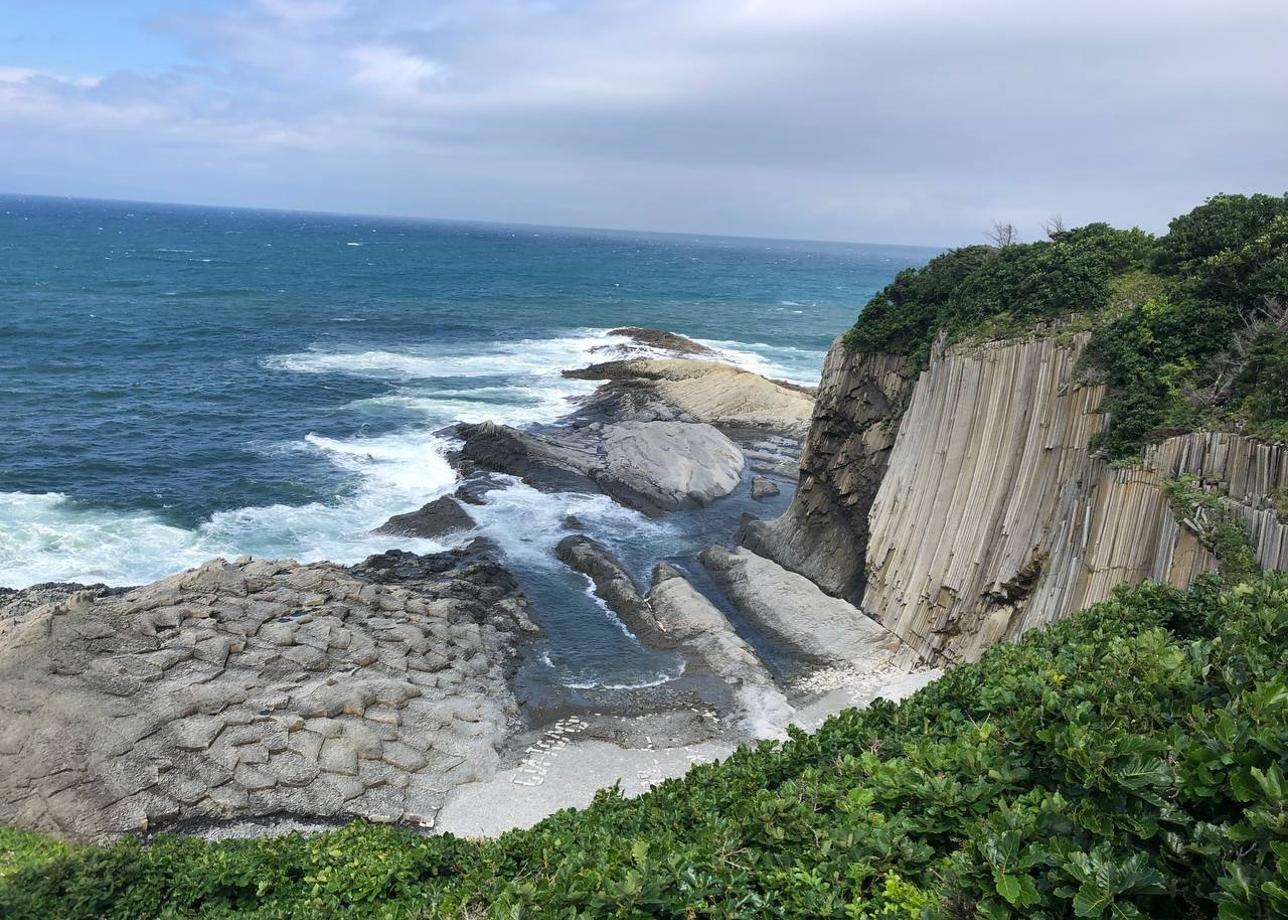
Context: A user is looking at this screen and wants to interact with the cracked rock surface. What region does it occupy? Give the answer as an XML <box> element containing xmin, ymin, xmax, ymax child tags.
<box><xmin>0</xmin><ymin>544</ymin><xmax>538</xmax><ymax>842</ymax></box>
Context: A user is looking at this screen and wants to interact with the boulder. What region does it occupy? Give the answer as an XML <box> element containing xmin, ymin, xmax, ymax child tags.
<box><xmin>750</xmin><ymin>476</ymin><xmax>780</xmax><ymax>501</ymax></box>
<box><xmin>596</xmin><ymin>421</ymin><xmax>743</xmax><ymax>515</ymax></box>
<box><xmin>374</xmin><ymin>496</ymin><xmax>475</xmax><ymax>539</ymax></box>
<box><xmin>453</xmin><ymin>419</ymin><xmax>744</xmax><ymax>517</ymax></box>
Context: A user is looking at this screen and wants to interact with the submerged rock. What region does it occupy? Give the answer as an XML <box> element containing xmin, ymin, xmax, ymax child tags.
<box><xmin>750</xmin><ymin>476</ymin><xmax>780</xmax><ymax>501</ymax></box>
<box><xmin>0</xmin><ymin>545</ymin><xmax>538</xmax><ymax>842</ymax></box>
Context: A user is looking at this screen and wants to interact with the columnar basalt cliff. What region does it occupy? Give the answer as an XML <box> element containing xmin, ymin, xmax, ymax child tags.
<box><xmin>751</xmin><ymin>332</ymin><xmax>1288</xmax><ymax>668</ymax></box>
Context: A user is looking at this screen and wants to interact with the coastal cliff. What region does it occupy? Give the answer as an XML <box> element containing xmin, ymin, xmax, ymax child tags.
<box><xmin>751</xmin><ymin>330</ymin><xmax>1288</xmax><ymax>667</ymax></box>
<box><xmin>739</xmin><ymin>343</ymin><xmax>916</xmax><ymax>603</ymax></box>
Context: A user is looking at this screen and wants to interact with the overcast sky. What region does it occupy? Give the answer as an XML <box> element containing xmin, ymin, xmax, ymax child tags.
<box><xmin>1</xmin><ymin>0</ymin><xmax>1285</xmax><ymax>245</ymax></box>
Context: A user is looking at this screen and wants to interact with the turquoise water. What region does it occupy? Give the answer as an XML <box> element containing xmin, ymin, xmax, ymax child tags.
<box><xmin>0</xmin><ymin>194</ymin><xmax>934</xmax><ymax>686</ymax></box>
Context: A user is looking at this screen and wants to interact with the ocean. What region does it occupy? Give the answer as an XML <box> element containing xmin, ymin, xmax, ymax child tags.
<box><xmin>0</xmin><ymin>194</ymin><xmax>935</xmax><ymax>688</ymax></box>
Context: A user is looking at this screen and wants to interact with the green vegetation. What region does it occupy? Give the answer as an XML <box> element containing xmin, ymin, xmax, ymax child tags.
<box><xmin>1165</xmin><ymin>475</ymin><xmax>1260</xmax><ymax>581</ymax></box>
<box><xmin>3</xmin><ymin>573</ymin><xmax>1288</xmax><ymax>918</ymax></box>
<box><xmin>843</xmin><ymin>193</ymin><xmax>1288</xmax><ymax>460</ymax></box>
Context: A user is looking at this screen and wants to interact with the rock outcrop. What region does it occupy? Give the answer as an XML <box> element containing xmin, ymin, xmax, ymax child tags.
<box><xmin>700</xmin><ymin>546</ymin><xmax>898</xmax><ymax>668</ymax></box>
<box><xmin>453</xmin><ymin>419</ymin><xmax>745</xmax><ymax>517</ymax></box>
<box><xmin>565</xmin><ymin>358</ymin><xmax>815</xmax><ymax>436</ymax></box>
<box><xmin>550</xmin><ymin>534</ymin><xmax>792</xmax><ymax>734</ymax></box>
<box><xmin>754</xmin><ymin>331</ymin><xmax>1288</xmax><ymax>669</ymax></box>
<box><xmin>0</xmin><ymin>545</ymin><xmax>538</xmax><ymax>841</ymax></box>
<box><xmin>739</xmin><ymin>339</ymin><xmax>916</xmax><ymax>602</ymax></box>
<box><xmin>596</xmin><ymin>327</ymin><xmax>718</xmax><ymax>358</ymax></box>
<box><xmin>374</xmin><ymin>495</ymin><xmax>475</xmax><ymax>540</ymax></box>
<box><xmin>554</xmin><ymin>535</ymin><xmax>671</xmax><ymax>647</ymax></box>
<box><xmin>646</xmin><ymin>563</ymin><xmax>792</xmax><ymax>733</ymax></box>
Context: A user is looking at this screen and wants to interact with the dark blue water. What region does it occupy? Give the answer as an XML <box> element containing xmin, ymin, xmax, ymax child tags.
<box><xmin>0</xmin><ymin>194</ymin><xmax>933</xmax><ymax>686</ymax></box>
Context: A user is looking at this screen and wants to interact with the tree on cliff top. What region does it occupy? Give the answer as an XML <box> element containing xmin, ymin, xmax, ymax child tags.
<box><xmin>844</xmin><ymin>192</ymin><xmax>1288</xmax><ymax>458</ymax></box>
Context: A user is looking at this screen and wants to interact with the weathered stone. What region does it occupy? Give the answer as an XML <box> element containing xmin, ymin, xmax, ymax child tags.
<box><xmin>318</xmin><ymin>738</ymin><xmax>359</xmax><ymax>776</ymax></box>
<box><xmin>381</xmin><ymin>741</ymin><xmax>427</xmax><ymax>773</ymax></box>
<box><xmin>0</xmin><ymin>544</ymin><xmax>535</xmax><ymax>842</ymax></box>
<box><xmin>233</xmin><ymin>765</ymin><xmax>276</xmax><ymax>791</ymax></box>
<box><xmin>173</xmin><ymin>717</ymin><xmax>223</xmax><ymax>752</ymax></box>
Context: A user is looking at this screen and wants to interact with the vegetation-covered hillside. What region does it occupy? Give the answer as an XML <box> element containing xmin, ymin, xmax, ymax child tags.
<box><xmin>844</xmin><ymin>194</ymin><xmax>1288</xmax><ymax>459</ymax></box>
<box><xmin>3</xmin><ymin>573</ymin><xmax>1287</xmax><ymax>918</ymax></box>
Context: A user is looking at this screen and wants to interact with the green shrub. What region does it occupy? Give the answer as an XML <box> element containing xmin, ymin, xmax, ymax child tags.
<box><xmin>844</xmin><ymin>193</ymin><xmax>1288</xmax><ymax>460</ymax></box>
<box><xmin>3</xmin><ymin>574</ymin><xmax>1287</xmax><ymax>918</ymax></box>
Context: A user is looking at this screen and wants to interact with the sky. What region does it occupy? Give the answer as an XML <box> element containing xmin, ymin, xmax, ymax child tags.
<box><xmin>1</xmin><ymin>0</ymin><xmax>1285</xmax><ymax>245</ymax></box>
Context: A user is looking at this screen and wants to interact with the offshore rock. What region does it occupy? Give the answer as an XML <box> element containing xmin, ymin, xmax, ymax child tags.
<box><xmin>565</xmin><ymin>358</ymin><xmax>815</xmax><ymax>436</ymax></box>
<box><xmin>597</xmin><ymin>327</ymin><xmax>718</xmax><ymax>357</ymax></box>
<box><xmin>453</xmin><ymin>419</ymin><xmax>744</xmax><ymax>517</ymax></box>
<box><xmin>374</xmin><ymin>495</ymin><xmax>475</xmax><ymax>540</ymax></box>
<box><xmin>0</xmin><ymin>545</ymin><xmax>538</xmax><ymax>842</ymax></box>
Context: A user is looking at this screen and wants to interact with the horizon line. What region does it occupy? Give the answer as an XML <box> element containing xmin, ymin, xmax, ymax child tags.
<box><xmin>0</xmin><ymin>189</ymin><xmax>950</xmax><ymax>253</ymax></box>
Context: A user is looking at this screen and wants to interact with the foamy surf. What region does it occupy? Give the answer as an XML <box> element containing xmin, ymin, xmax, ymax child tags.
<box><xmin>0</xmin><ymin>429</ymin><xmax>460</xmax><ymax>589</ymax></box>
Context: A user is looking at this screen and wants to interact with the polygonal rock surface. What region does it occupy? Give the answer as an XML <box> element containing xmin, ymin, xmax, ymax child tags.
<box><xmin>0</xmin><ymin>545</ymin><xmax>538</xmax><ymax>841</ymax></box>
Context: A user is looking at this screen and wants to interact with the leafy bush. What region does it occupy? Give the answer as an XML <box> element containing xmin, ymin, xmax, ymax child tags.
<box><xmin>844</xmin><ymin>193</ymin><xmax>1288</xmax><ymax>459</ymax></box>
<box><xmin>3</xmin><ymin>573</ymin><xmax>1287</xmax><ymax>918</ymax></box>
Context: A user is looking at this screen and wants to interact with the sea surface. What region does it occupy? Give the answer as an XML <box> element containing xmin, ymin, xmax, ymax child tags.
<box><xmin>0</xmin><ymin>194</ymin><xmax>934</xmax><ymax>688</ymax></box>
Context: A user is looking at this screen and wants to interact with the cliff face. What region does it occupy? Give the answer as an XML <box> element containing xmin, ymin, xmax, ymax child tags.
<box><xmin>755</xmin><ymin>333</ymin><xmax>1288</xmax><ymax>668</ymax></box>
<box><xmin>739</xmin><ymin>339</ymin><xmax>915</xmax><ymax>604</ymax></box>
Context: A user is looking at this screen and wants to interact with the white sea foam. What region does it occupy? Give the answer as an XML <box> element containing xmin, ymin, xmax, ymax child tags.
<box><xmin>347</xmin><ymin>386</ymin><xmax>573</xmax><ymax>427</ymax></box>
<box><xmin>0</xmin><ymin>431</ymin><xmax>459</xmax><ymax>589</ymax></box>
<box><xmin>0</xmin><ymin>492</ymin><xmax>210</xmax><ymax>588</ymax></box>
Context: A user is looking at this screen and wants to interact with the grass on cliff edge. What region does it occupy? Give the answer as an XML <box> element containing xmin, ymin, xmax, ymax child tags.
<box><xmin>843</xmin><ymin>192</ymin><xmax>1288</xmax><ymax>460</ymax></box>
<box><xmin>2</xmin><ymin>573</ymin><xmax>1287</xmax><ymax>919</ymax></box>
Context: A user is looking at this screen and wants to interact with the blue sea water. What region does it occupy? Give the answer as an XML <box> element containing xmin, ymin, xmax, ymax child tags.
<box><xmin>0</xmin><ymin>194</ymin><xmax>934</xmax><ymax>687</ymax></box>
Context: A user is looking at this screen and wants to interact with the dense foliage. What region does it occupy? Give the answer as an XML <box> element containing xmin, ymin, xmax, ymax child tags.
<box><xmin>3</xmin><ymin>573</ymin><xmax>1287</xmax><ymax>918</ymax></box>
<box><xmin>843</xmin><ymin>193</ymin><xmax>1288</xmax><ymax>459</ymax></box>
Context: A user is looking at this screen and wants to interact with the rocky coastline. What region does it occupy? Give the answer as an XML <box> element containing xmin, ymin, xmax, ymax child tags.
<box><xmin>0</xmin><ymin>327</ymin><xmax>932</xmax><ymax>843</ymax></box>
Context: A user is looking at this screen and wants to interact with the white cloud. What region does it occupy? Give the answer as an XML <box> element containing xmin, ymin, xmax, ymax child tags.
<box><xmin>348</xmin><ymin>44</ymin><xmax>442</xmax><ymax>101</ymax></box>
<box><xmin>255</xmin><ymin>0</ymin><xmax>351</xmax><ymax>23</ymax></box>
<box><xmin>1</xmin><ymin>0</ymin><xmax>1285</xmax><ymax>243</ymax></box>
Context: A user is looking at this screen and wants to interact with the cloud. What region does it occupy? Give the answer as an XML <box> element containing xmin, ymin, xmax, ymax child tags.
<box><xmin>348</xmin><ymin>44</ymin><xmax>441</xmax><ymax>101</ymax></box>
<box><xmin>0</xmin><ymin>0</ymin><xmax>1285</xmax><ymax>243</ymax></box>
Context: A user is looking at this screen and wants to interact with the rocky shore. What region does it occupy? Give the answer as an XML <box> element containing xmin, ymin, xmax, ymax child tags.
<box><xmin>0</xmin><ymin>542</ymin><xmax>535</xmax><ymax>840</ymax></box>
<box><xmin>0</xmin><ymin>328</ymin><xmax>936</xmax><ymax>843</ymax></box>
